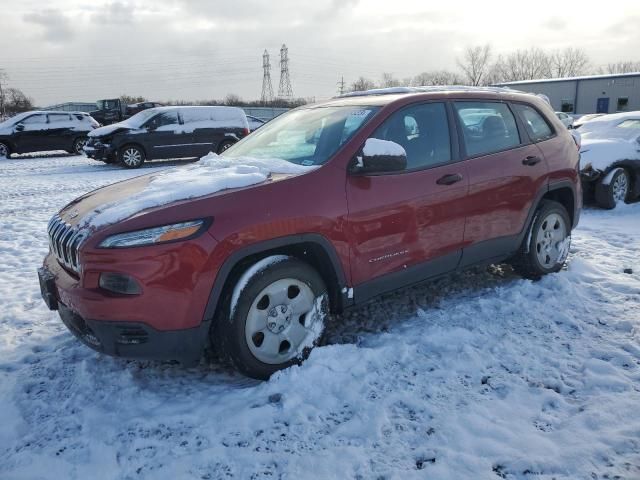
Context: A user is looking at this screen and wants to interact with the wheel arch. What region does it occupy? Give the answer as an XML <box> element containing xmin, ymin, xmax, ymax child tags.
<box><xmin>0</xmin><ymin>139</ymin><xmax>15</xmax><ymax>155</ymax></box>
<box><xmin>543</xmin><ymin>182</ymin><xmax>576</xmax><ymax>228</ymax></box>
<box><xmin>202</xmin><ymin>234</ymin><xmax>350</xmax><ymax>325</ymax></box>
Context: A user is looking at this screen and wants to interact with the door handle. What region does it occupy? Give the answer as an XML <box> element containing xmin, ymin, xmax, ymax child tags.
<box><xmin>436</xmin><ymin>173</ymin><xmax>463</xmax><ymax>185</ymax></box>
<box><xmin>522</xmin><ymin>155</ymin><xmax>542</xmax><ymax>166</ymax></box>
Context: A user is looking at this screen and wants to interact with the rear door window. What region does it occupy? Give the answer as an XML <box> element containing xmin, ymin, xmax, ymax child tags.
<box><xmin>513</xmin><ymin>104</ymin><xmax>554</xmax><ymax>142</ymax></box>
<box><xmin>47</xmin><ymin>113</ymin><xmax>72</xmax><ymax>125</ymax></box>
<box><xmin>454</xmin><ymin>102</ymin><xmax>520</xmax><ymax>157</ymax></box>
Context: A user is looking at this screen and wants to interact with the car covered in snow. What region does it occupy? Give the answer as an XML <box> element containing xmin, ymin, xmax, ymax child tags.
<box><xmin>0</xmin><ymin>110</ymin><xmax>99</xmax><ymax>158</ymax></box>
<box><xmin>39</xmin><ymin>86</ymin><xmax>581</xmax><ymax>379</ymax></box>
<box><xmin>83</xmin><ymin>106</ymin><xmax>250</xmax><ymax>168</ymax></box>
<box><xmin>573</xmin><ymin>113</ymin><xmax>606</xmax><ymax>129</ymax></box>
<box><xmin>578</xmin><ymin>111</ymin><xmax>640</xmax><ymax>208</ymax></box>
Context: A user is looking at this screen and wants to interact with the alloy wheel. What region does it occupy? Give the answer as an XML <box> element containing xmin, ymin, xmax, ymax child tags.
<box><xmin>244</xmin><ymin>278</ymin><xmax>320</xmax><ymax>365</ymax></box>
<box><xmin>612</xmin><ymin>171</ymin><xmax>628</xmax><ymax>203</ymax></box>
<box><xmin>74</xmin><ymin>138</ymin><xmax>87</xmax><ymax>154</ymax></box>
<box><xmin>535</xmin><ymin>212</ymin><xmax>569</xmax><ymax>268</ymax></box>
<box><xmin>0</xmin><ymin>143</ymin><xmax>8</xmax><ymax>158</ymax></box>
<box><xmin>122</xmin><ymin>148</ymin><xmax>142</xmax><ymax>167</ymax></box>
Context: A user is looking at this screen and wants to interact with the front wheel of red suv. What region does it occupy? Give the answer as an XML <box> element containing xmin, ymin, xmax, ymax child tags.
<box><xmin>511</xmin><ymin>200</ymin><xmax>571</xmax><ymax>280</ymax></box>
<box><xmin>212</xmin><ymin>256</ymin><xmax>328</xmax><ymax>380</ymax></box>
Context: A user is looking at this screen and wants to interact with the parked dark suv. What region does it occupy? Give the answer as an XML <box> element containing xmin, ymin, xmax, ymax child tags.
<box><xmin>39</xmin><ymin>87</ymin><xmax>581</xmax><ymax>379</ymax></box>
<box><xmin>84</xmin><ymin>106</ymin><xmax>250</xmax><ymax>168</ymax></box>
<box><xmin>0</xmin><ymin>111</ymin><xmax>99</xmax><ymax>158</ymax></box>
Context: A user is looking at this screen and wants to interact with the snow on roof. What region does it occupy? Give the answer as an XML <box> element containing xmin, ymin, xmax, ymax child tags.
<box><xmin>339</xmin><ymin>85</ymin><xmax>522</xmax><ymax>98</ymax></box>
<box><xmin>494</xmin><ymin>71</ymin><xmax>640</xmax><ymax>86</ymax></box>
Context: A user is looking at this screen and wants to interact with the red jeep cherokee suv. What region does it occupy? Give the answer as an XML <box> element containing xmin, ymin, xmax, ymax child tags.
<box><xmin>39</xmin><ymin>87</ymin><xmax>581</xmax><ymax>379</ymax></box>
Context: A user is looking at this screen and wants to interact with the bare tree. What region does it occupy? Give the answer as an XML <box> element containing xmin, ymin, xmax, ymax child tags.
<box><xmin>413</xmin><ymin>70</ymin><xmax>463</xmax><ymax>86</ymax></box>
<box><xmin>550</xmin><ymin>48</ymin><xmax>590</xmax><ymax>77</ymax></box>
<box><xmin>223</xmin><ymin>93</ymin><xmax>243</xmax><ymax>105</ymax></box>
<box><xmin>4</xmin><ymin>88</ymin><xmax>33</xmax><ymax>116</ymax></box>
<box><xmin>120</xmin><ymin>94</ymin><xmax>147</xmax><ymax>105</ymax></box>
<box><xmin>457</xmin><ymin>45</ymin><xmax>492</xmax><ymax>86</ymax></box>
<box><xmin>350</xmin><ymin>76</ymin><xmax>376</xmax><ymax>92</ymax></box>
<box><xmin>602</xmin><ymin>61</ymin><xmax>640</xmax><ymax>74</ymax></box>
<box><xmin>491</xmin><ymin>48</ymin><xmax>552</xmax><ymax>83</ymax></box>
<box><xmin>379</xmin><ymin>72</ymin><xmax>401</xmax><ymax>88</ymax></box>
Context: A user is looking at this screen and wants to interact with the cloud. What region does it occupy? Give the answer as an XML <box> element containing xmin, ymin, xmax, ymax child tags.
<box><xmin>90</xmin><ymin>2</ymin><xmax>136</xmax><ymax>25</ymax></box>
<box><xmin>542</xmin><ymin>17</ymin><xmax>567</xmax><ymax>30</ymax></box>
<box><xmin>23</xmin><ymin>8</ymin><xmax>74</xmax><ymax>43</ymax></box>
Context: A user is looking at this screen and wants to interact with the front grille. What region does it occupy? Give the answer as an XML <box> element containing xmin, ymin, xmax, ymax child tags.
<box><xmin>47</xmin><ymin>214</ymin><xmax>87</xmax><ymax>274</ymax></box>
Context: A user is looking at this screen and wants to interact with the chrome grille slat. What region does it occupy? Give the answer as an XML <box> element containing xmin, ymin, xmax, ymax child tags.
<box><xmin>46</xmin><ymin>214</ymin><xmax>85</xmax><ymax>274</ymax></box>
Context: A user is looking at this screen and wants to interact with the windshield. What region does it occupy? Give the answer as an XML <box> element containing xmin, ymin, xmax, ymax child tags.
<box><xmin>0</xmin><ymin>112</ymin><xmax>31</xmax><ymax>128</ymax></box>
<box><xmin>224</xmin><ymin>106</ymin><xmax>379</xmax><ymax>166</ymax></box>
<box><xmin>124</xmin><ymin>109</ymin><xmax>160</xmax><ymax>128</ymax></box>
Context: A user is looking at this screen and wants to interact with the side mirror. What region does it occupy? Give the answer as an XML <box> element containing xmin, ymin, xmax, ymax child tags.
<box><xmin>351</xmin><ymin>138</ymin><xmax>407</xmax><ymax>174</ymax></box>
<box><xmin>15</xmin><ymin>123</ymin><xmax>24</xmax><ymax>132</ymax></box>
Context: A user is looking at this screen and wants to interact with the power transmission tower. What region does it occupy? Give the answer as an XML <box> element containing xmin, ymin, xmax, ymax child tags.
<box><xmin>260</xmin><ymin>50</ymin><xmax>274</xmax><ymax>105</ymax></box>
<box><xmin>337</xmin><ymin>76</ymin><xmax>346</xmax><ymax>96</ymax></box>
<box><xmin>277</xmin><ymin>44</ymin><xmax>293</xmax><ymax>99</ymax></box>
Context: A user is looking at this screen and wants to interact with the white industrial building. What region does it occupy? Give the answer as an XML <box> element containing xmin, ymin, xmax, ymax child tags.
<box><xmin>493</xmin><ymin>72</ymin><xmax>640</xmax><ymax>115</ymax></box>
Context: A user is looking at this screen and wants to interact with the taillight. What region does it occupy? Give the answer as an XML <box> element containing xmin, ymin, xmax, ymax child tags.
<box><xmin>243</xmin><ymin>128</ymin><xmax>250</xmax><ymax>136</ymax></box>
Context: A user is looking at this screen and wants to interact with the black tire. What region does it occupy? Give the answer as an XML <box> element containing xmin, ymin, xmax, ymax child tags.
<box><xmin>212</xmin><ymin>256</ymin><xmax>328</xmax><ymax>380</ymax></box>
<box><xmin>0</xmin><ymin>142</ymin><xmax>10</xmax><ymax>159</ymax></box>
<box><xmin>511</xmin><ymin>200</ymin><xmax>571</xmax><ymax>280</ymax></box>
<box><xmin>217</xmin><ymin>139</ymin><xmax>236</xmax><ymax>154</ymax></box>
<box><xmin>595</xmin><ymin>167</ymin><xmax>630</xmax><ymax>209</ymax></box>
<box><xmin>71</xmin><ymin>137</ymin><xmax>87</xmax><ymax>155</ymax></box>
<box><xmin>118</xmin><ymin>144</ymin><xmax>145</xmax><ymax>169</ymax></box>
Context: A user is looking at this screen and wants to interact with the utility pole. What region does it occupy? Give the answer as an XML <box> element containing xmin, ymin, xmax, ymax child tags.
<box><xmin>337</xmin><ymin>76</ymin><xmax>346</xmax><ymax>96</ymax></box>
<box><xmin>277</xmin><ymin>44</ymin><xmax>293</xmax><ymax>99</ymax></box>
<box><xmin>260</xmin><ymin>50</ymin><xmax>274</xmax><ymax>105</ymax></box>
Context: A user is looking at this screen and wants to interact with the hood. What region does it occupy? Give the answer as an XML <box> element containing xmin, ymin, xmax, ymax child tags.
<box><xmin>59</xmin><ymin>153</ymin><xmax>317</xmax><ymax>231</ymax></box>
<box><xmin>580</xmin><ymin>137</ymin><xmax>640</xmax><ymax>172</ymax></box>
<box><xmin>88</xmin><ymin>121</ymin><xmax>137</xmax><ymax>138</ymax></box>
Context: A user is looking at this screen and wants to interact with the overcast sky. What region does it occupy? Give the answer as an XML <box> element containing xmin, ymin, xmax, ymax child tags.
<box><xmin>1</xmin><ymin>0</ymin><xmax>639</xmax><ymax>106</ymax></box>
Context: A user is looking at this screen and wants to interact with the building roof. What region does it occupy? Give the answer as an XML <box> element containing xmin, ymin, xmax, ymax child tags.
<box><xmin>494</xmin><ymin>72</ymin><xmax>640</xmax><ymax>86</ymax></box>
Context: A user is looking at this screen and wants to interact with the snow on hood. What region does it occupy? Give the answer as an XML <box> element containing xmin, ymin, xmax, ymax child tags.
<box><xmin>88</xmin><ymin>120</ymin><xmax>138</xmax><ymax>138</ymax></box>
<box><xmin>78</xmin><ymin>153</ymin><xmax>317</xmax><ymax>229</ymax></box>
<box><xmin>580</xmin><ymin>137</ymin><xmax>640</xmax><ymax>172</ymax></box>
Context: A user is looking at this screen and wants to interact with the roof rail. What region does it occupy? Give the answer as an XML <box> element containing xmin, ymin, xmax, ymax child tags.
<box><xmin>338</xmin><ymin>85</ymin><xmax>522</xmax><ymax>98</ymax></box>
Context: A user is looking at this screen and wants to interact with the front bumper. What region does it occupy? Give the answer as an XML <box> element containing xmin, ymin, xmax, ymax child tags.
<box><xmin>58</xmin><ymin>302</ymin><xmax>208</xmax><ymax>363</ymax></box>
<box><xmin>38</xmin><ymin>265</ymin><xmax>209</xmax><ymax>363</ymax></box>
<box><xmin>83</xmin><ymin>142</ymin><xmax>116</xmax><ymax>161</ymax></box>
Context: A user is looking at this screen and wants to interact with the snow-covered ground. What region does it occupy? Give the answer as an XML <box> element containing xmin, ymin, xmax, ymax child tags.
<box><xmin>0</xmin><ymin>154</ymin><xmax>639</xmax><ymax>479</ymax></box>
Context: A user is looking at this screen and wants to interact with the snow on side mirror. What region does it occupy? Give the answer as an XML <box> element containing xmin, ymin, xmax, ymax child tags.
<box><xmin>351</xmin><ymin>138</ymin><xmax>407</xmax><ymax>174</ymax></box>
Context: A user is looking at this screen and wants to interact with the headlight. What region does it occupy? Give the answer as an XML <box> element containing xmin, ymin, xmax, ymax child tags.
<box><xmin>99</xmin><ymin>220</ymin><xmax>207</xmax><ymax>248</ymax></box>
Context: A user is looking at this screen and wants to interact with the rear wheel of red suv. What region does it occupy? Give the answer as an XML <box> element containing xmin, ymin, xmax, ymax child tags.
<box><xmin>511</xmin><ymin>200</ymin><xmax>571</xmax><ymax>280</ymax></box>
<box><xmin>212</xmin><ymin>256</ymin><xmax>328</xmax><ymax>380</ymax></box>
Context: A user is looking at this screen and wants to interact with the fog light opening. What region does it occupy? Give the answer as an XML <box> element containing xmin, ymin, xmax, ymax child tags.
<box><xmin>99</xmin><ymin>273</ymin><xmax>142</xmax><ymax>295</ymax></box>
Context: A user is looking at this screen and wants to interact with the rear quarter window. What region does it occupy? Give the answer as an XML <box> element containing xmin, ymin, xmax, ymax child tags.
<box><xmin>513</xmin><ymin>104</ymin><xmax>555</xmax><ymax>142</ymax></box>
